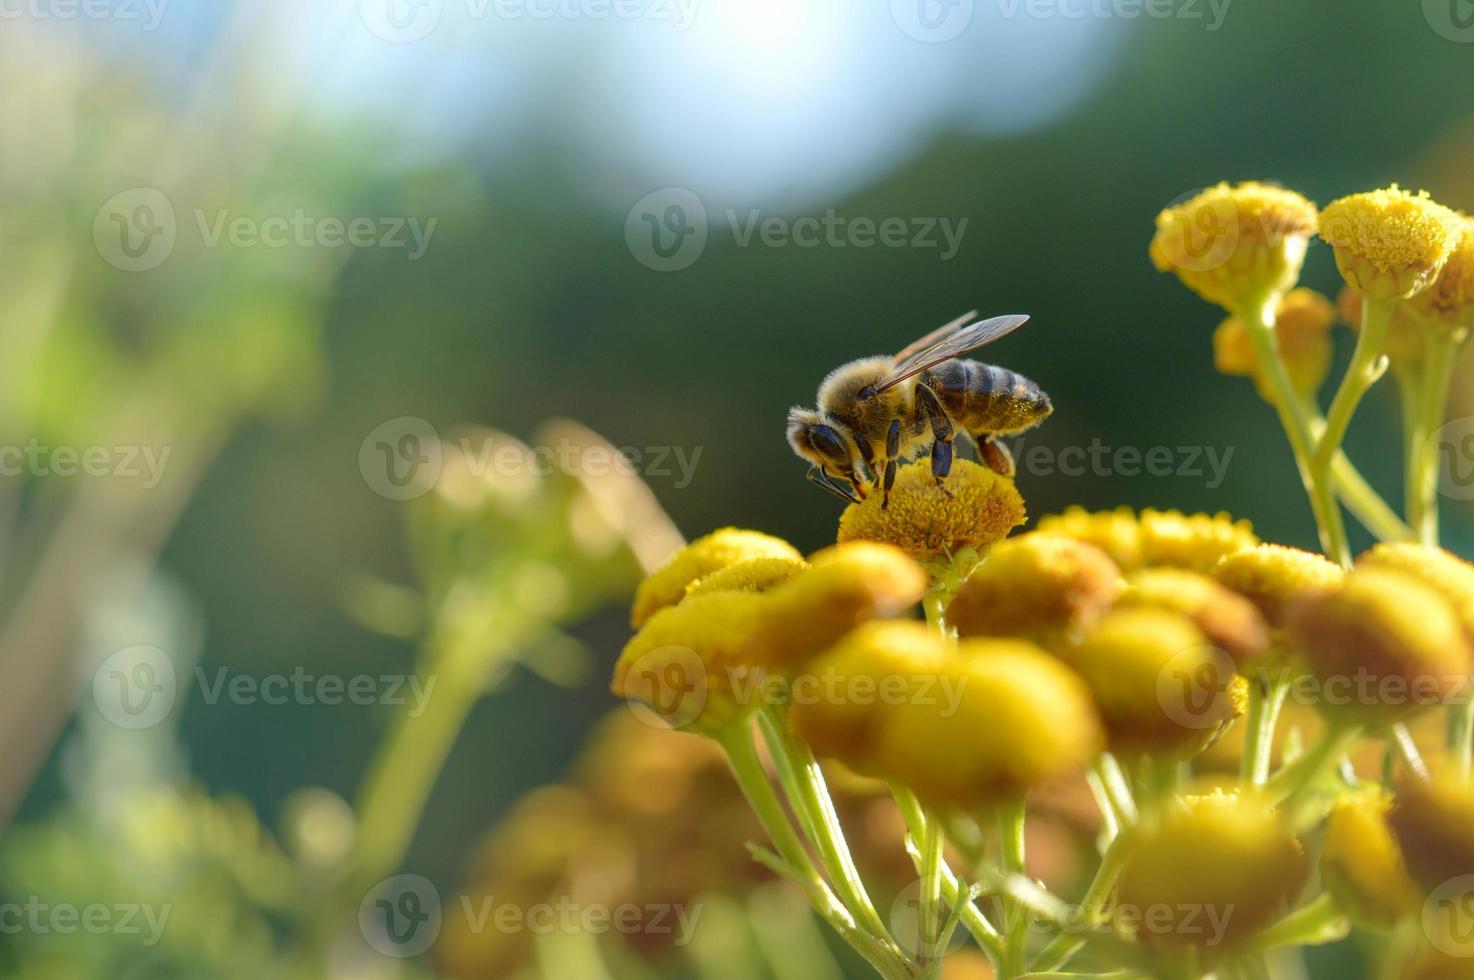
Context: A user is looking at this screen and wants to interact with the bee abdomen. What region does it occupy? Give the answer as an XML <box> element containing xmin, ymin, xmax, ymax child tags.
<box><xmin>929</xmin><ymin>360</ymin><xmax>1051</xmax><ymax>436</ymax></box>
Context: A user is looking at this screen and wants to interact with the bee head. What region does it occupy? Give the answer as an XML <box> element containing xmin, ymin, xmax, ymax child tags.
<box><xmin>787</xmin><ymin>408</ymin><xmax>863</xmax><ymax>482</ymax></box>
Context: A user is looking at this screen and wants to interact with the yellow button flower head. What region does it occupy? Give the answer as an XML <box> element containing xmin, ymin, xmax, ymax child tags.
<box><xmin>1067</xmin><ymin>606</ymin><xmax>1246</xmax><ymax>755</ymax></box>
<box><xmin>1289</xmin><ymin>566</ymin><xmax>1473</xmax><ymax>726</ymax></box>
<box><xmin>751</xmin><ymin>542</ymin><xmax>928</xmax><ymax>673</ymax></box>
<box><xmin>1320</xmin><ymin>789</ymin><xmax>1419</xmax><ymax>930</ymax></box>
<box><xmin>946</xmin><ymin>532</ymin><xmax>1123</xmax><ymax>643</ymax></box>
<box><xmin>685</xmin><ymin>556</ymin><xmax>808</xmax><ymax>598</ymax></box>
<box><xmin>1138</xmin><ymin>508</ymin><xmax>1258</xmax><ymax>572</ymax></box>
<box><xmin>871</xmin><ymin>639</ymin><xmax>1105</xmax><ymax>810</ymax></box>
<box><xmin>1358</xmin><ymin>542</ymin><xmax>1474</xmax><ymax>638</ymax></box>
<box><xmin>1150</xmin><ymin>181</ymin><xmax>1318</xmax><ymax>310</ymax></box>
<box><xmin>1410</xmin><ymin>216</ymin><xmax>1474</xmax><ymax>331</ymax></box>
<box><xmin>1388</xmin><ymin>767</ymin><xmax>1474</xmax><ymax>893</ymax></box>
<box><xmin>836</xmin><ymin>459</ymin><xmax>1026</xmax><ymax>566</ymax></box>
<box><xmin>1037</xmin><ymin>505</ymin><xmax>1144</xmax><ymax>570</ymax></box>
<box><xmin>1319</xmin><ymin>186</ymin><xmax>1464</xmax><ymax>300</ymax></box>
<box><xmin>631</xmin><ymin>528</ymin><xmax>801</xmax><ymax>627</ymax></box>
<box><xmin>613</xmin><ymin>591</ymin><xmax>772</xmax><ymax>735</ymax></box>
<box><xmin>1213</xmin><ymin>544</ymin><xmax>1345</xmax><ymax>628</ymax></box>
<box><xmin>1120</xmin><ymin>568</ymin><xmax>1269</xmax><ymax>667</ymax></box>
<box><xmin>1117</xmin><ymin>791</ymin><xmax>1309</xmax><ymax>951</ymax></box>
<box><xmin>1213</xmin><ymin>288</ymin><xmax>1336</xmax><ymax>401</ymax></box>
<box><xmin>788</xmin><ymin>620</ymin><xmax>950</xmax><ymax>767</ymax></box>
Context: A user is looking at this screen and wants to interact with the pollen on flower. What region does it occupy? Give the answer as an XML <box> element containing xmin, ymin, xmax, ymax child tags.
<box><xmin>1150</xmin><ymin>181</ymin><xmax>1318</xmax><ymax>310</ymax></box>
<box><xmin>1213</xmin><ymin>544</ymin><xmax>1344</xmax><ymax>627</ymax></box>
<box><xmin>1137</xmin><ymin>508</ymin><xmax>1258</xmax><ymax>572</ymax></box>
<box><xmin>749</xmin><ymin>541</ymin><xmax>928</xmax><ymax>672</ymax></box>
<box><xmin>1117</xmin><ymin>791</ymin><xmax>1309</xmax><ymax>949</ymax></box>
<box><xmin>1212</xmin><ymin>288</ymin><xmax>1336</xmax><ymax>401</ymax></box>
<box><xmin>1410</xmin><ymin>216</ymin><xmax>1474</xmax><ymax>330</ymax></box>
<box><xmin>835</xmin><ymin>459</ymin><xmax>1025</xmax><ymax>564</ymax></box>
<box><xmin>1289</xmin><ymin>566</ymin><xmax>1473</xmax><ymax>726</ymax></box>
<box><xmin>946</xmin><ymin>532</ymin><xmax>1123</xmax><ymax>643</ymax></box>
<box><xmin>1036</xmin><ymin>505</ymin><xmax>1144</xmax><ymax>570</ymax></box>
<box><xmin>685</xmin><ymin>556</ymin><xmax>808</xmax><ymax>598</ymax></box>
<box><xmin>1119</xmin><ymin>567</ymin><xmax>1269</xmax><ymax>667</ymax></box>
<box><xmin>631</xmin><ymin>528</ymin><xmax>801</xmax><ymax>627</ymax></box>
<box><xmin>1318</xmin><ymin>186</ymin><xmax>1464</xmax><ymax>299</ymax></box>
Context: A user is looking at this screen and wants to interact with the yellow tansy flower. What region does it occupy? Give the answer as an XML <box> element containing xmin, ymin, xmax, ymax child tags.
<box><xmin>751</xmin><ymin>541</ymin><xmax>928</xmax><ymax>672</ymax></box>
<box><xmin>613</xmin><ymin>591</ymin><xmax>771</xmax><ymax>735</ymax></box>
<box><xmin>1358</xmin><ymin>541</ymin><xmax>1474</xmax><ymax>638</ymax></box>
<box><xmin>1320</xmin><ymin>789</ymin><xmax>1419</xmax><ymax>930</ymax></box>
<box><xmin>1319</xmin><ymin>186</ymin><xmax>1464</xmax><ymax>300</ymax></box>
<box><xmin>1120</xmin><ymin>567</ymin><xmax>1269</xmax><ymax>667</ymax></box>
<box><xmin>1388</xmin><ymin>767</ymin><xmax>1474</xmax><ymax>894</ymax></box>
<box><xmin>1150</xmin><ymin>181</ymin><xmax>1318</xmax><ymax>310</ymax></box>
<box><xmin>685</xmin><ymin>556</ymin><xmax>808</xmax><ymax>598</ymax></box>
<box><xmin>1037</xmin><ymin>505</ymin><xmax>1144</xmax><ymax>570</ymax></box>
<box><xmin>1137</xmin><ymin>508</ymin><xmax>1258</xmax><ymax>572</ymax></box>
<box><xmin>1117</xmin><ymin>791</ymin><xmax>1309</xmax><ymax>951</ymax></box>
<box><xmin>631</xmin><ymin>528</ymin><xmax>801</xmax><ymax>627</ymax></box>
<box><xmin>1290</xmin><ymin>566</ymin><xmax>1473</xmax><ymax>726</ymax></box>
<box><xmin>1213</xmin><ymin>544</ymin><xmax>1345</xmax><ymax>628</ymax></box>
<box><xmin>1212</xmin><ymin>288</ymin><xmax>1336</xmax><ymax>401</ymax></box>
<box><xmin>946</xmin><ymin>532</ymin><xmax>1123</xmax><ymax>643</ymax></box>
<box><xmin>836</xmin><ymin>459</ymin><xmax>1025</xmax><ymax>565</ymax></box>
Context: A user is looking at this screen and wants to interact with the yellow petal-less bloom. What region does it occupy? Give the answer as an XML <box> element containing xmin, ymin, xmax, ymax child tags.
<box><xmin>870</xmin><ymin>638</ymin><xmax>1104</xmax><ymax>810</ymax></box>
<box><xmin>1067</xmin><ymin>607</ymin><xmax>1246</xmax><ymax>755</ymax></box>
<box><xmin>1117</xmin><ymin>791</ymin><xmax>1309</xmax><ymax>951</ymax></box>
<box><xmin>1036</xmin><ymin>505</ymin><xmax>1144</xmax><ymax>570</ymax></box>
<box><xmin>788</xmin><ymin>620</ymin><xmax>951</xmax><ymax>767</ymax></box>
<box><xmin>946</xmin><ymin>532</ymin><xmax>1123</xmax><ymax>643</ymax></box>
<box><xmin>1358</xmin><ymin>542</ymin><xmax>1474</xmax><ymax>639</ymax></box>
<box><xmin>836</xmin><ymin>459</ymin><xmax>1025</xmax><ymax>565</ymax></box>
<box><xmin>1137</xmin><ymin>508</ymin><xmax>1258</xmax><ymax>572</ymax></box>
<box><xmin>631</xmin><ymin>528</ymin><xmax>801</xmax><ymax>627</ymax></box>
<box><xmin>1120</xmin><ymin>568</ymin><xmax>1269</xmax><ymax>668</ymax></box>
<box><xmin>1318</xmin><ymin>186</ymin><xmax>1464</xmax><ymax>300</ymax></box>
<box><xmin>1410</xmin><ymin>216</ymin><xmax>1474</xmax><ymax>332</ymax></box>
<box><xmin>1320</xmin><ymin>789</ymin><xmax>1419</xmax><ymax>930</ymax></box>
<box><xmin>1212</xmin><ymin>288</ymin><xmax>1336</xmax><ymax>401</ymax></box>
<box><xmin>1212</xmin><ymin>543</ymin><xmax>1344</xmax><ymax>628</ymax></box>
<box><xmin>612</xmin><ymin>591</ymin><xmax>771</xmax><ymax>735</ymax></box>
<box><xmin>1388</xmin><ymin>767</ymin><xmax>1474</xmax><ymax>893</ymax></box>
<box><xmin>1290</xmin><ymin>566</ymin><xmax>1473</xmax><ymax>726</ymax></box>
<box><xmin>751</xmin><ymin>542</ymin><xmax>928</xmax><ymax>673</ymax></box>
<box><xmin>1150</xmin><ymin>181</ymin><xmax>1318</xmax><ymax>310</ymax></box>
<box><xmin>685</xmin><ymin>556</ymin><xmax>808</xmax><ymax>598</ymax></box>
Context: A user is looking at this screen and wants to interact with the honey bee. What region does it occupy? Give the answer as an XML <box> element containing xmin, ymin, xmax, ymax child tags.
<box><xmin>787</xmin><ymin>311</ymin><xmax>1052</xmax><ymax>507</ymax></box>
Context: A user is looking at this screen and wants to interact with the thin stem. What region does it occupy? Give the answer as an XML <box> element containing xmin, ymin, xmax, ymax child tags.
<box><xmin>1029</xmin><ymin>833</ymin><xmax>1130</xmax><ymax>973</ymax></box>
<box><xmin>1330</xmin><ymin>443</ymin><xmax>1415</xmax><ymax>542</ymax></box>
<box><xmin>1241</xmin><ymin>676</ymin><xmax>1290</xmax><ymax>786</ymax></box>
<box><xmin>1411</xmin><ymin>329</ymin><xmax>1461</xmax><ymax>544</ymax></box>
<box><xmin>1391</xmin><ymin>722</ymin><xmax>1431</xmax><ymax>781</ymax></box>
<box><xmin>1269</xmin><ymin>723</ymin><xmax>1362</xmax><ymax>811</ymax></box>
<box><xmin>1092</xmin><ymin>755</ymin><xmax>1137</xmax><ymax>825</ymax></box>
<box><xmin>998</xmin><ymin>799</ymin><xmax>1030</xmax><ymax>978</ymax></box>
<box><xmin>1312</xmin><ymin>295</ymin><xmax>1395</xmax><ymax>562</ymax></box>
<box><xmin>1452</xmin><ymin>698</ymin><xmax>1474</xmax><ymax>782</ymax></box>
<box><xmin>919</xmin><ymin>805</ymin><xmax>945</xmax><ymax>968</ymax></box>
<box><xmin>1235</xmin><ymin>294</ymin><xmax>1348</xmax><ymax>563</ymax></box>
<box><xmin>1247</xmin><ymin>894</ymin><xmax>1348</xmax><ymax>951</ymax></box>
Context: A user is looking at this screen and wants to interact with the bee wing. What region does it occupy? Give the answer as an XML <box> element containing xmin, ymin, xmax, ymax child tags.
<box><xmin>873</xmin><ymin>314</ymin><xmax>1030</xmax><ymax>393</ymax></box>
<box><xmin>890</xmin><ymin>310</ymin><xmax>979</xmax><ymax>362</ymax></box>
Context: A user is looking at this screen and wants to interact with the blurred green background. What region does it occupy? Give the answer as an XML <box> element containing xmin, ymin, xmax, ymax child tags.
<box><xmin>3</xmin><ymin>0</ymin><xmax>1474</xmax><ymax>976</ymax></box>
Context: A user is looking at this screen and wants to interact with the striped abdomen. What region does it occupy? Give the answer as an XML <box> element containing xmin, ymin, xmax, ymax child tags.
<box><xmin>924</xmin><ymin>359</ymin><xmax>1052</xmax><ymax>436</ymax></box>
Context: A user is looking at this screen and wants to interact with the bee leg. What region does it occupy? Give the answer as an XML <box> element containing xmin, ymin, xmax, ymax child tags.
<box><xmin>979</xmin><ymin>434</ymin><xmax>1016</xmax><ymax>478</ymax></box>
<box><xmin>882</xmin><ymin>419</ymin><xmax>901</xmax><ymax>510</ymax></box>
<box><xmin>914</xmin><ymin>382</ymin><xmax>955</xmax><ymax>496</ymax></box>
<box><xmin>806</xmin><ymin>466</ymin><xmax>861</xmax><ymax>505</ymax></box>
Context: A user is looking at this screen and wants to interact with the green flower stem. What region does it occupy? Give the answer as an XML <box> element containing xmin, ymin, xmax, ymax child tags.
<box><xmin>1029</xmin><ymin>832</ymin><xmax>1130</xmax><ymax>974</ymax></box>
<box><xmin>1452</xmin><ymin>698</ymin><xmax>1474</xmax><ymax>781</ymax></box>
<box><xmin>919</xmin><ymin>804</ymin><xmax>946</xmax><ymax>971</ymax></box>
<box><xmin>757</xmin><ymin>706</ymin><xmax>896</xmax><ymax>949</ymax></box>
<box><xmin>1247</xmin><ymin>894</ymin><xmax>1348</xmax><ymax>951</ymax></box>
<box><xmin>1235</xmin><ymin>295</ymin><xmax>1348</xmax><ymax>564</ymax></box>
<box><xmin>1311</xmin><ymin>295</ymin><xmax>1396</xmax><ymax>561</ymax></box>
<box><xmin>1241</xmin><ymin>676</ymin><xmax>1291</xmax><ymax>786</ymax></box>
<box><xmin>717</xmin><ymin>723</ymin><xmax>913</xmax><ymax>980</ymax></box>
<box><xmin>1091</xmin><ymin>755</ymin><xmax>1137</xmax><ymax>826</ymax></box>
<box><xmin>1410</xmin><ymin>329</ymin><xmax>1462</xmax><ymax>544</ymax></box>
<box><xmin>1329</xmin><ymin>444</ymin><xmax>1414</xmax><ymax>542</ymax></box>
<box><xmin>998</xmin><ymin>798</ymin><xmax>1030</xmax><ymax>978</ymax></box>
<box><xmin>1391</xmin><ymin>721</ymin><xmax>1430</xmax><ymax>780</ymax></box>
<box><xmin>1269</xmin><ymin>722</ymin><xmax>1362</xmax><ymax>810</ymax></box>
